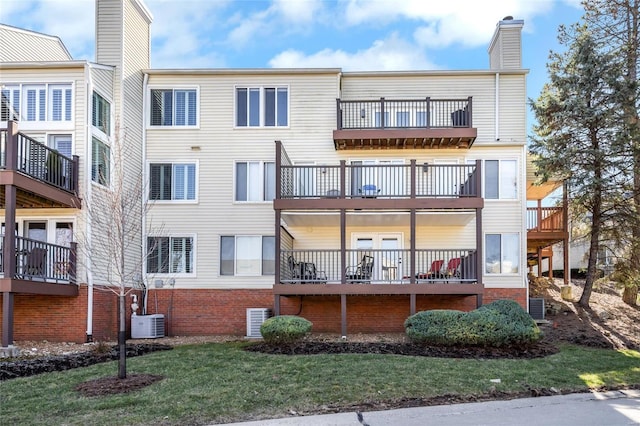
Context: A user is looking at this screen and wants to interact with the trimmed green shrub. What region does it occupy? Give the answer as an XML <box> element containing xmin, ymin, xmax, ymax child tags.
<box><xmin>404</xmin><ymin>300</ymin><xmax>542</xmax><ymax>347</ymax></box>
<box><xmin>260</xmin><ymin>315</ymin><xmax>312</xmax><ymax>344</ymax></box>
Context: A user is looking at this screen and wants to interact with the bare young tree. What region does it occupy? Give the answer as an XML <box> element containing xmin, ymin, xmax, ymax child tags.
<box><xmin>76</xmin><ymin>121</ymin><xmax>158</xmax><ymax>379</ymax></box>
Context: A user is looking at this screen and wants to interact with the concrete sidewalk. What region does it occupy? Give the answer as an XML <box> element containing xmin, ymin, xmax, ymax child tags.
<box><xmin>224</xmin><ymin>389</ymin><xmax>640</xmax><ymax>426</ymax></box>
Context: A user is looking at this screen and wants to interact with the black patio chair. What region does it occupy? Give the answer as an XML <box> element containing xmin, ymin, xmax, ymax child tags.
<box><xmin>345</xmin><ymin>255</ymin><xmax>374</xmax><ymax>283</ymax></box>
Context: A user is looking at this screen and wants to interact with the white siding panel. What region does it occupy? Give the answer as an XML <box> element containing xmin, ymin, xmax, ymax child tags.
<box><xmin>497</xmin><ymin>75</ymin><xmax>526</xmax><ymax>143</ymax></box>
<box><xmin>0</xmin><ymin>25</ymin><xmax>71</xmax><ymax>62</ymax></box>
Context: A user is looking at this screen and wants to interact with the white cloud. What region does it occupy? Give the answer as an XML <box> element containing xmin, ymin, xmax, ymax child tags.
<box><xmin>1</xmin><ymin>0</ymin><xmax>95</xmax><ymax>60</ymax></box>
<box><xmin>342</xmin><ymin>0</ymin><xmax>571</xmax><ymax>48</ymax></box>
<box><xmin>271</xmin><ymin>0</ymin><xmax>324</xmax><ymax>23</ymax></box>
<box><xmin>269</xmin><ymin>32</ymin><xmax>438</xmax><ymax>71</ymax></box>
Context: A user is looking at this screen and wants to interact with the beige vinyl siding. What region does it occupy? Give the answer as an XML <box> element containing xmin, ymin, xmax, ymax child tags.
<box><xmin>90</xmin><ymin>67</ymin><xmax>114</xmax><ymax>96</ymax></box>
<box><xmin>0</xmin><ymin>25</ymin><xmax>71</xmax><ymax>62</ymax></box>
<box><xmin>499</xmin><ymin>29</ymin><xmax>522</xmax><ymax>69</ymax></box>
<box><xmin>341</xmin><ymin>74</ymin><xmax>498</xmax><ymax>144</ymax></box>
<box><xmin>497</xmin><ymin>74</ymin><xmax>526</xmax><ymax>144</ymax></box>
<box><xmin>469</xmin><ymin>146</ymin><xmax>526</xmax><ymax>289</ymax></box>
<box><xmin>145</xmin><ymin>71</ymin><xmax>340</xmax><ymax>289</ymax></box>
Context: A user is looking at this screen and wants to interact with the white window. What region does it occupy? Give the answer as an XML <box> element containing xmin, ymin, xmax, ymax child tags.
<box><xmin>220</xmin><ymin>235</ymin><xmax>275</xmax><ymax>276</ymax></box>
<box><xmin>47</xmin><ymin>135</ymin><xmax>72</xmax><ymax>157</ymax></box>
<box><xmin>149</xmin><ymin>163</ymin><xmax>197</xmax><ymax>201</ymax></box>
<box><xmin>415</xmin><ymin>111</ymin><xmax>428</xmax><ymax>127</ymax></box>
<box><xmin>49</xmin><ymin>85</ymin><xmax>72</xmax><ymax>122</ymax></box>
<box><xmin>91</xmin><ymin>137</ymin><xmax>110</xmax><ymax>186</ymax></box>
<box><xmin>396</xmin><ymin>111</ymin><xmax>410</xmax><ymax>127</ymax></box>
<box><xmin>147</xmin><ymin>236</ymin><xmax>194</xmax><ymax>274</ymax></box>
<box><xmin>149</xmin><ymin>88</ymin><xmax>197</xmax><ymax>126</ymax></box>
<box><xmin>23</xmin><ymin>85</ymin><xmax>46</xmax><ymax>121</ymax></box>
<box><xmin>1</xmin><ymin>85</ymin><xmax>21</xmax><ymax>121</ymax></box>
<box><xmin>235</xmin><ymin>161</ymin><xmax>275</xmax><ymax>202</ymax></box>
<box><xmin>485</xmin><ymin>159</ymin><xmax>517</xmax><ymax>199</ymax></box>
<box><xmin>92</xmin><ymin>91</ymin><xmax>110</xmax><ymax>135</ymax></box>
<box><xmin>1</xmin><ymin>84</ymin><xmax>72</xmax><ymax>123</ymax></box>
<box><xmin>236</xmin><ymin>87</ymin><xmax>288</xmax><ymax>127</ymax></box>
<box><xmin>374</xmin><ymin>111</ymin><xmax>389</xmax><ymax>128</ymax></box>
<box><xmin>485</xmin><ymin>233</ymin><xmax>519</xmax><ymax>274</ymax></box>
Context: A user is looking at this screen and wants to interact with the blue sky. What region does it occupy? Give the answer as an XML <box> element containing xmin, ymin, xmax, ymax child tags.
<box><xmin>1</xmin><ymin>0</ymin><xmax>584</xmax><ymax>130</ymax></box>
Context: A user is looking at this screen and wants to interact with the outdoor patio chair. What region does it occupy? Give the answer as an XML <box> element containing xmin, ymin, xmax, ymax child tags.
<box><xmin>416</xmin><ymin>259</ymin><xmax>444</xmax><ymax>281</ymax></box>
<box><xmin>300</xmin><ymin>262</ymin><xmax>327</xmax><ymax>283</ymax></box>
<box><xmin>287</xmin><ymin>255</ymin><xmax>302</xmax><ymax>282</ymax></box>
<box><xmin>25</xmin><ymin>247</ymin><xmax>47</xmax><ymax>278</ymax></box>
<box><xmin>346</xmin><ymin>255</ymin><xmax>374</xmax><ymax>283</ymax></box>
<box><xmin>444</xmin><ymin>257</ymin><xmax>462</xmax><ymax>281</ymax></box>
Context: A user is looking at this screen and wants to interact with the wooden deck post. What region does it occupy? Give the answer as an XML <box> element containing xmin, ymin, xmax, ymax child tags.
<box><xmin>341</xmin><ymin>294</ymin><xmax>347</xmax><ymax>337</ymax></box>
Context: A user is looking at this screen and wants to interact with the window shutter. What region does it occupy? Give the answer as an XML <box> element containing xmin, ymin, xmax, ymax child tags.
<box><xmin>52</xmin><ymin>89</ymin><xmax>62</xmax><ymax>121</ymax></box>
<box><xmin>38</xmin><ymin>89</ymin><xmax>46</xmax><ymax>121</ymax></box>
<box><xmin>187</xmin><ymin>90</ymin><xmax>196</xmax><ymax>125</ymax></box>
<box><xmin>175</xmin><ymin>90</ymin><xmax>186</xmax><ymax>125</ymax></box>
<box><xmin>65</xmin><ymin>89</ymin><xmax>72</xmax><ymax>121</ymax></box>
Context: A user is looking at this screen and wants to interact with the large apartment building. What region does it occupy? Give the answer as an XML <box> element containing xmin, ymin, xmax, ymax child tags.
<box><xmin>1</xmin><ymin>0</ymin><xmax>568</xmax><ymax>349</ymax></box>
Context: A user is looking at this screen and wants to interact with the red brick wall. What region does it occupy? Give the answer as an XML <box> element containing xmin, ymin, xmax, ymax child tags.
<box><xmin>483</xmin><ymin>288</ymin><xmax>527</xmax><ymax>308</ymax></box>
<box><xmin>0</xmin><ymin>286</ymin><xmax>134</xmax><ymax>343</ymax></box>
<box><xmin>0</xmin><ymin>286</ymin><xmax>528</xmax><ymax>343</ymax></box>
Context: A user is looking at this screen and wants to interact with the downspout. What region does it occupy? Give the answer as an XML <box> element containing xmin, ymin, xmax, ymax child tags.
<box><xmin>141</xmin><ymin>72</ymin><xmax>149</xmax><ymax>314</ymax></box>
<box><xmin>495</xmin><ymin>72</ymin><xmax>500</xmax><ymax>141</ymax></box>
<box><xmin>85</xmin><ymin>64</ymin><xmax>94</xmax><ymax>342</ymax></box>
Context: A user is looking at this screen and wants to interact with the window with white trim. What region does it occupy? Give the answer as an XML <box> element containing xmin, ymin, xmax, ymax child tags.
<box><xmin>149</xmin><ymin>163</ymin><xmax>196</xmax><ymax>201</ymax></box>
<box><xmin>1</xmin><ymin>85</ymin><xmax>20</xmax><ymax>121</ymax></box>
<box><xmin>236</xmin><ymin>87</ymin><xmax>288</xmax><ymax>127</ymax></box>
<box><xmin>485</xmin><ymin>233</ymin><xmax>519</xmax><ymax>274</ymax></box>
<box><xmin>92</xmin><ymin>91</ymin><xmax>110</xmax><ymax>135</ymax></box>
<box><xmin>485</xmin><ymin>159</ymin><xmax>517</xmax><ymax>199</ymax></box>
<box><xmin>147</xmin><ymin>236</ymin><xmax>194</xmax><ymax>274</ymax></box>
<box><xmin>220</xmin><ymin>235</ymin><xmax>275</xmax><ymax>276</ymax></box>
<box><xmin>235</xmin><ymin>161</ymin><xmax>275</xmax><ymax>202</ymax></box>
<box><xmin>1</xmin><ymin>84</ymin><xmax>72</xmax><ymax>123</ymax></box>
<box><xmin>149</xmin><ymin>88</ymin><xmax>197</xmax><ymax>126</ymax></box>
<box><xmin>91</xmin><ymin>137</ymin><xmax>110</xmax><ymax>186</ymax></box>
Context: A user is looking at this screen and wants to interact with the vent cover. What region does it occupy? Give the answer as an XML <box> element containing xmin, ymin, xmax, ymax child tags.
<box><xmin>529</xmin><ymin>298</ymin><xmax>545</xmax><ymax>320</ymax></box>
<box><xmin>131</xmin><ymin>314</ymin><xmax>165</xmax><ymax>338</ymax></box>
<box><xmin>246</xmin><ymin>308</ymin><xmax>272</xmax><ymax>338</ymax></box>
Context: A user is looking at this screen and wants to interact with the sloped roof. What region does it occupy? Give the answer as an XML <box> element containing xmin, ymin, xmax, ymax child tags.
<box><xmin>0</xmin><ymin>24</ymin><xmax>72</xmax><ymax>63</ymax></box>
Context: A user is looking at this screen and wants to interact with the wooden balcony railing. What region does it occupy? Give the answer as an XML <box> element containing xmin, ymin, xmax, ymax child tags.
<box><xmin>279</xmin><ymin>162</ymin><xmax>480</xmax><ymax>199</ymax></box>
<box><xmin>280</xmin><ymin>248</ymin><xmax>478</xmax><ymax>284</ymax></box>
<box><xmin>337</xmin><ymin>97</ymin><xmax>472</xmax><ymax>130</ymax></box>
<box><xmin>1</xmin><ymin>127</ymin><xmax>79</xmax><ymax>193</ymax></box>
<box><xmin>526</xmin><ymin>207</ymin><xmax>565</xmax><ymax>232</ymax></box>
<box><xmin>0</xmin><ymin>235</ymin><xmax>77</xmax><ymax>283</ymax></box>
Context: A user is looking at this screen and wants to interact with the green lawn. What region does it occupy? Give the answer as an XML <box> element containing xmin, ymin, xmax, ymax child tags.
<box><xmin>1</xmin><ymin>343</ymin><xmax>639</xmax><ymax>425</ymax></box>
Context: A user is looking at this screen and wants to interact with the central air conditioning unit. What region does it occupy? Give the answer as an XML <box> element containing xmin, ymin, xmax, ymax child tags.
<box><xmin>131</xmin><ymin>314</ymin><xmax>165</xmax><ymax>338</ymax></box>
<box><xmin>246</xmin><ymin>308</ymin><xmax>272</xmax><ymax>338</ymax></box>
<box><xmin>529</xmin><ymin>298</ymin><xmax>545</xmax><ymax>321</ymax></box>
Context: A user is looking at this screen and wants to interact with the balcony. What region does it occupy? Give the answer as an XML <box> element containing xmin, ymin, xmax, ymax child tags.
<box><xmin>333</xmin><ymin>97</ymin><xmax>477</xmax><ymax>150</ymax></box>
<box><xmin>526</xmin><ymin>206</ymin><xmax>568</xmax><ymax>251</ymax></box>
<box><xmin>1</xmin><ymin>123</ymin><xmax>81</xmax><ymax>209</ymax></box>
<box><xmin>273</xmin><ymin>248</ymin><xmax>484</xmax><ymax>328</ymax></box>
<box><xmin>0</xmin><ymin>235</ymin><xmax>78</xmax><ymax>296</ymax></box>
<box><xmin>275</xmin><ymin>141</ymin><xmax>483</xmax><ymax>216</ymax></box>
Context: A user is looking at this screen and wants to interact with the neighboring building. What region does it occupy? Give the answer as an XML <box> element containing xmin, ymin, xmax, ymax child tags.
<box><xmin>1</xmin><ymin>0</ymin><xmax>562</xmax><ymax>347</ymax></box>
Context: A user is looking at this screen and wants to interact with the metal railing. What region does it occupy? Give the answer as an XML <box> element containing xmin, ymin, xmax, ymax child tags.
<box><xmin>0</xmin><ymin>235</ymin><xmax>76</xmax><ymax>283</ymax></box>
<box><xmin>280</xmin><ymin>248</ymin><xmax>477</xmax><ymax>284</ymax></box>
<box><xmin>526</xmin><ymin>207</ymin><xmax>565</xmax><ymax>232</ymax></box>
<box><xmin>279</xmin><ymin>162</ymin><xmax>479</xmax><ymax>199</ymax></box>
<box><xmin>1</xmin><ymin>127</ymin><xmax>79</xmax><ymax>193</ymax></box>
<box><xmin>337</xmin><ymin>97</ymin><xmax>472</xmax><ymax>130</ymax></box>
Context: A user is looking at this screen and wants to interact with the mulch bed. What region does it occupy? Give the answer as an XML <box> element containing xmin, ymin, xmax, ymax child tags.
<box><xmin>244</xmin><ymin>340</ymin><xmax>559</xmax><ymax>359</ymax></box>
<box><xmin>76</xmin><ymin>373</ymin><xmax>164</xmax><ymax>397</ymax></box>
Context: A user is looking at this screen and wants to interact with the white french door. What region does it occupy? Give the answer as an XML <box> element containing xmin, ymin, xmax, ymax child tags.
<box><xmin>351</xmin><ymin>233</ymin><xmax>403</xmax><ymax>282</ymax></box>
<box><xmin>350</xmin><ymin>159</ymin><xmax>404</xmax><ymax>198</ymax></box>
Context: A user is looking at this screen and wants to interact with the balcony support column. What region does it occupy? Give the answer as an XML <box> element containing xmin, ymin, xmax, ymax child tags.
<box><xmin>340</xmin><ymin>209</ymin><xmax>346</xmax><ymax>284</ymax></box>
<box><xmin>476</xmin><ymin>207</ymin><xmax>483</xmax><ymax>288</ymax></box>
<box><xmin>2</xmin><ymin>292</ymin><xmax>14</xmax><ymax>348</ymax></box>
<box><xmin>340</xmin><ymin>294</ymin><xmax>347</xmax><ymax>337</ymax></box>
<box><xmin>410</xmin><ymin>160</ymin><xmax>416</xmax><ymax>284</ymax></box>
<box><xmin>410</xmin><ymin>294</ymin><xmax>416</xmax><ymax>315</ymax></box>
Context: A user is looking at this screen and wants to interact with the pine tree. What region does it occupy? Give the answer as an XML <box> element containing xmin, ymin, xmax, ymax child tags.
<box><xmin>530</xmin><ymin>24</ymin><xmax>625</xmax><ymax>307</ymax></box>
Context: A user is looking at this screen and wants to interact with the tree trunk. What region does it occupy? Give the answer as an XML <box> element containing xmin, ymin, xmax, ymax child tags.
<box><xmin>580</xmin><ymin>150</ymin><xmax>603</xmax><ymax>308</ymax></box>
<box><xmin>622</xmin><ymin>286</ymin><xmax>639</xmax><ymax>306</ymax></box>
<box><xmin>118</xmin><ymin>294</ymin><xmax>126</xmax><ymax>379</ymax></box>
